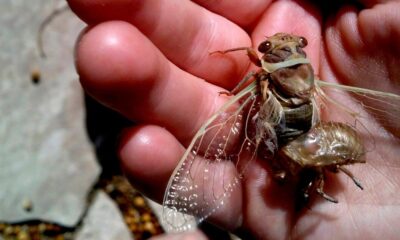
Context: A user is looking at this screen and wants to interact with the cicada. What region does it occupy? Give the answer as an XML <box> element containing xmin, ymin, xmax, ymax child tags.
<box><xmin>162</xmin><ymin>33</ymin><xmax>400</xmax><ymax>232</ymax></box>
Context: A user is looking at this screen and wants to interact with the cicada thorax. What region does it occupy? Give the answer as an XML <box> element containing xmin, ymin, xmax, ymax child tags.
<box><xmin>256</xmin><ymin>61</ymin><xmax>316</xmax><ymax>148</ymax></box>
<box><xmin>257</xmin><ymin>33</ymin><xmax>316</xmax><ymax>145</ymax></box>
<box><xmin>268</xmin><ymin>63</ymin><xmax>316</xmax><ymax>144</ymax></box>
<box><xmin>254</xmin><ymin>61</ymin><xmax>317</xmax><ymax>185</ymax></box>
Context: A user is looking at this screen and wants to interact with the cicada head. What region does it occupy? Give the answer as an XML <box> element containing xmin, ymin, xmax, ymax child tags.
<box><xmin>258</xmin><ymin>33</ymin><xmax>308</xmax><ymax>64</ymax></box>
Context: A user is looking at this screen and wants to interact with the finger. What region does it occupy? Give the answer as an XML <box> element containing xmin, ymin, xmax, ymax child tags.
<box><xmin>358</xmin><ymin>0</ymin><xmax>397</xmax><ymax>8</ymax></box>
<box><xmin>119</xmin><ymin>125</ymin><xmax>184</xmax><ymax>202</ymax></box>
<box><xmin>76</xmin><ymin>21</ymin><xmax>230</xmax><ymax>143</ymax></box>
<box><xmin>193</xmin><ymin>0</ymin><xmax>272</xmax><ymax>27</ymax></box>
<box><xmin>67</xmin><ymin>0</ymin><xmax>135</xmax><ymax>24</ymax></box>
<box><xmin>68</xmin><ymin>0</ymin><xmax>251</xmax><ymax>89</ymax></box>
<box><xmin>359</xmin><ymin>1</ymin><xmax>400</xmax><ymax>51</ymax></box>
<box><xmin>119</xmin><ymin>126</ymin><xmax>243</xmax><ymax>231</ymax></box>
<box><xmin>250</xmin><ymin>0</ymin><xmax>322</xmax><ymax>72</ymax></box>
<box><xmin>324</xmin><ymin>2</ymin><xmax>400</xmax><ymax>92</ymax></box>
<box><xmin>240</xmin><ymin>160</ymin><xmax>295</xmax><ymax>240</ymax></box>
<box><xmin>150</xmin><ymin>230</ymin><xmax>208</xmax><ymax>240</ymax></box>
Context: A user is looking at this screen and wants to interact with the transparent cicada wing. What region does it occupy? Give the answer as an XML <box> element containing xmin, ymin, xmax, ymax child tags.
<box><xmin>314</xmin><ymin>80</ymin><xmax>400</xmax><ymax>176</ymax></box>
<box><xmin>162</xmin><ymin>81</ymin><xmax>262</xmax><ymax>232</ymax></box>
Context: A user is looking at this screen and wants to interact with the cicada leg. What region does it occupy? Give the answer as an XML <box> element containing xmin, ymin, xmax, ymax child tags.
<box><xmin>210</xmin><ymin>47</ymin><xmax>261</xmax><ymax>67</ymax></box>
<box><xmin>295</xmin><ymin>169</ymin><xmax>317</xmax><ymax>211</ymax></box>
<box><xmin>296</xmin><ymin>170</ymin><xmax>338</xmax><ymax>211</ymax></box>
<box><xmin>338</xmin><ymin>166</ymin><xmax>364</xmax><ymax>190</ymax></box>
<box><xmin>219</xmin><ymin>70</ymin><xmax>258</xmax><ymax>96</ymax></box>
<box><xmin>316</xmin><ymin>172</ymin><xmax>338</xmax><ymax>203</ymax></box>
<box><xmin>212</xmin><ymin>46</ymin><xmax>263</xmax><ymax>95</ymax></box>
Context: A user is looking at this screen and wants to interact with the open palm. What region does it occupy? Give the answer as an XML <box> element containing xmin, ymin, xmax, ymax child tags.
<box><xmin>69</xmin><ymin>0</ymin><xmax>400</xmax><ymax>239</ymax></box>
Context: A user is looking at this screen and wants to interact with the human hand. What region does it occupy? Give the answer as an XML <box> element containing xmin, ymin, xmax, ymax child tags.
<box><xmin>68</xmin><ymin>0</ymin><xmax>400</xmax><ymax>239</ymax></box>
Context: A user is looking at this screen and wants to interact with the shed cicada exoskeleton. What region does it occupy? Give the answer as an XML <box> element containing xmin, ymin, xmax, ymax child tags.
<box><xmin>162</xmin><ymin>33</ymin><xmax>400</xmax><ymax>232</ymax></box>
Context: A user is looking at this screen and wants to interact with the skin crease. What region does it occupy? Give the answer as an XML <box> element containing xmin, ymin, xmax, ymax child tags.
<box><xmin>68</xmin><ymin>0</ymin><xmax>400</xmax><ymax>239</ymax></box>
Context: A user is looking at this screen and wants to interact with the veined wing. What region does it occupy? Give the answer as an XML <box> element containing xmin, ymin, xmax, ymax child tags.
<box><xmin>314</xmin><ymin>79</ymin><xmax>400</xmax><ymax>171</ymax></box>
<box><xmin>162</xmin><ymin>81</ymin><xmax>262</xmax><ymax>232</ymax></box>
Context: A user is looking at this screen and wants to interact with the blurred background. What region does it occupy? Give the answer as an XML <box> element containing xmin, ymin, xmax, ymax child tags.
<box><xmin>0</xmin><ymin>1</ymin><xmax>165</xmax><ymax>239</ymax></box>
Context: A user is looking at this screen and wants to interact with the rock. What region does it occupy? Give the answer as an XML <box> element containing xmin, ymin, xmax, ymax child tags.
<box><xmin>0</xmin><ymin>0</ymin><xmax>100</xmax><ymax>227</ymax></box>
<box><xmin>75</xmin><ymin>191</ymin><xmax>133</xmax><ymax>240</ymax></box>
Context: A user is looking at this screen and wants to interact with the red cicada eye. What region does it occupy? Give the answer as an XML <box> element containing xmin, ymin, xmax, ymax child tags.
<box><xmin>258</xmin><ymin>40</ymin><xmax>272</xmax><ymax>53</ymax></box>
<box><xmin>299</xmin><ymin>37</ymin><xmax>308</xmax><ymax>48</ymax></box>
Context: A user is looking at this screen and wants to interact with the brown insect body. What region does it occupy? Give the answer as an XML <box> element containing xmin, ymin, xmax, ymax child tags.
<box><xmin>161</xmin><ymin>33</ymin><xmax>400</xmax><ymax>232</ymax></box>
<box><xmin>279</xmin><ymin>122</ymin><xmax>365</xmax><ymax>174</ymax></box>
<box><xmin>278</xmin><ymin>122</ymin><xmax>365</xmax><ymax>207</ymax></box>
<box><xmin>253</xmin><ymin>33</ymin><xmax>365</xmax><ymax>205</ymax></box>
